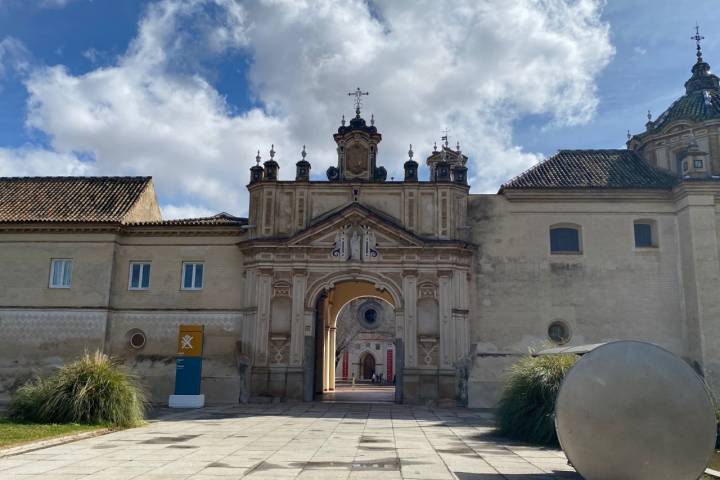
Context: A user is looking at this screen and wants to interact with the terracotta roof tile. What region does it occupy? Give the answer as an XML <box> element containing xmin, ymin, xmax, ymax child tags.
<box><xmin>500</xmin><ymin>150</ymin><xmax>677</xmax><ymax>191</ymax></box>
<box><xmin>0</xmin><ymin>176</ymin><xmax>151</xmax><ymax>223</ymax></box>
<box><xmin>128</xmin><ymin>212</ymin><xmax>247</xmax><ymax>227</ymax></box>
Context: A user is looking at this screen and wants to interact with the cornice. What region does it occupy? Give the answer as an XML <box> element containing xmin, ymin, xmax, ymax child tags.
<box><xmin>501</xmin><ymin>189</ymin><xmax>674</xmax><ymax>203</ymax></box>
<box><xmin>672</xmin><ymin>180</ymin><xmax>720</xmax><ymax>201</ymax></box>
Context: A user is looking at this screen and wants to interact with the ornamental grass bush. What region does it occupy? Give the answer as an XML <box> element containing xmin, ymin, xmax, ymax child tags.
<box><xmin>495</xmin><ymin>354</ymin><xmax>577</xmax><ymax>447</ymax></box>
<box><xmin>9</xmin><ymin>351</ymin><xmax>146</xmax><ymax>428</ymax></box>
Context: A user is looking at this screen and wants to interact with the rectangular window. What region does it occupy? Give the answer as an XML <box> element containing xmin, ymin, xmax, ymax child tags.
<box><xmin>634</xmin><ymin>222</ymin><xmax>656</xmax><ymax>248</ymax></box>
<box><xmin>694</xmin><ymin>159</ymin><xmax>704</xmax><ymax>169</ymax></box>
<box><xmin>128</xmin><ymin>262</ymin><xmax>151</xmax><ymax>290</ymax></box>
<box><xmin>182</xmin><ymin>262</ymin><xmax>204</xmax><ymax>290</ymax></box>
<box><xmin>550</xmin><ymin>227</ymin><xmax>581</xmax><ymax>253</ymax></box>
<box><xmin>49</xmin><ymin>259</ymin><xmax>73</xmax><ymax>288</ymax></box>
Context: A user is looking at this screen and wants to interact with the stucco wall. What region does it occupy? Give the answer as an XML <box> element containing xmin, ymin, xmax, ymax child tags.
<box><xmin>110</xmin><ymin>235</ymin><xmax>245</xmax><ymax>310</ymax></box>
<box><xmin>0</xmin><ymin>232</ymin><xmax>117</xmax><ymax>308</ymax></box>
<box><xmin>466</xmin><ymin>192</ymin><xmax>688</xmax><ymax>406</ymax></box>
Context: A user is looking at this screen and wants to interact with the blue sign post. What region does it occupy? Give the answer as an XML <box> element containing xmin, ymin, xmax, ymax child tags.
<box><xmin>168</xmin><ymin>324</ymin><xmax>205</xmax><ymax>408</ymax></box>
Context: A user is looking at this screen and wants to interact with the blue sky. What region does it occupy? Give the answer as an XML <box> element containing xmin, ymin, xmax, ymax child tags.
<box><xmin>0</xmin><ymin>0</ymin><xmax>718</xmax><ymax>217</ymax></box>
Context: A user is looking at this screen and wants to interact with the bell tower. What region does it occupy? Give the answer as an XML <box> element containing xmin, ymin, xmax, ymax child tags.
<box><xmin>327</xmin><ymin>88</ymin><xmax>386</xmax><ymax>182</ymax></box>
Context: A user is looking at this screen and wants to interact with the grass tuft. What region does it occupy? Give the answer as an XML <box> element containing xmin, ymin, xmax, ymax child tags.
<box><xmin>9</xmin><ymin>351</ymin><xmax>146</xmax><ymax>428</ymax></box>
<box><xmin>495</xmin><ymin>354</ymin><xmax>577</xmax><ymax>447</ymax></box>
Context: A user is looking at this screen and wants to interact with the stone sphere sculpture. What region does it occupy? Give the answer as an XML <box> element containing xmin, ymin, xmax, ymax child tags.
<box><xmin>555</xmin><ymin>341</ymin><xmax>716</xmax><ymax>480</ymax></box>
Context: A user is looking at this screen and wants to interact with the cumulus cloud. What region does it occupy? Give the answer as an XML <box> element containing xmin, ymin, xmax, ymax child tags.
<box><xmin>8</xmin><ymin>0</ymin><xmax>613</xmax><ymax>217</ymax></box>
<box><xmin>0</xmin><ymin>147</ymin><xmax>91</xmax><ymax>176</ymax></box>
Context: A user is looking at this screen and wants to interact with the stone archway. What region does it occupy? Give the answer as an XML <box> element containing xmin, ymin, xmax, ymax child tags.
<box><xmin>305</xmin><ymin>275</ymin><xmax>404</xmax><ymax>402</ymax></box>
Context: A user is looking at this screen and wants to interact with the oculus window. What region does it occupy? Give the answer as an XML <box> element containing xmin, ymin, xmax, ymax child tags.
<box><xmin>49</xmin><ymin>259</ymin><xmax>73</xmax><ymax>288</ymax></box>
<box><xmin>548</xmin><ymin>321</ymin><xmax>571</xmax><ymax>344</ymax></box>
<box><xmin>128</xmin><ymin>262</ymin><xmax>151</xmax><ymax>290</ymax></box>
<box><xmin>550</xmin><ymin>225</ymin><xmax>581</xmax><ymax>254</ymax></box>
<box><xmin>182</xmin><ymin>262</ymin><xmax>204</xmax><ymax>290</ymax></box>
<box><xmin>634</xmin><ymin>220</ymin><xmax>658</xmax><ymax>248</ymax></box>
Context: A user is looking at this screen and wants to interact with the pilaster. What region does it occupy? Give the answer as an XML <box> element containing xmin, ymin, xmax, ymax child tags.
<box><xmin>290</xmin><ymin>270</ymin><xmax>307</xmax><ymax>367</ymax></box>
<box><xmin>438</xmin><ymin>270</ymin><xmax>454</xmax><ymax>369</ymax></box>
<box><xmin>254</xmin><ymin>269</ymin><xmax>273</xmax><ymax>366</ymax></box>
<box><xmin>402</xmin><ymin>271</ymin><xmax>418</xmax><ymax>367</ymax></box>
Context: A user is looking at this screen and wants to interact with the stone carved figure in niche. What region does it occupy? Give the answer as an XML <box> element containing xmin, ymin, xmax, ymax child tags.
<box><xmin>346</xmin><ymin>143</ymin><xmax>368</xmax><ymax>175</ymax></box>
<box><xmin>332</xmin><ymin>225</ymin><xmax>350</xmax><ymax>260</ymax></box>
<box><xmin>332</xmin><ymin>224</ymin><xmax>379</xmax><ymax>262</ymax></box>
<box><xmin>362</xmin><ymin>225</ymin><xmax>378</xmax><ymax>261</ymax></box>
<box><xmin>350</xmin><ymin>230</ymin><xmax>362</xmax><ymax>260</ymax></box>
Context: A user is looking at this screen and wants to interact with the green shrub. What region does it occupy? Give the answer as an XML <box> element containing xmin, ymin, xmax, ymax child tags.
<box><xmin>496</xmin><ymin>354</ymin><xmax>577</xmax><ymax>446</ymax></box>
<box><xmin>9</xmin><ymin>351</ymin><xmax>146</xmax><ymax>428</ymax></box>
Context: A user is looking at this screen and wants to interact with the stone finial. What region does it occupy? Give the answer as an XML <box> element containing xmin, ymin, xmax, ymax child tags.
<box><xmin>250</xmin><ymin>150</ymin><xmax>264</xmax><ymax>184</ymax></box>
<box><xmin>295</xmin><ymin>144</ymin><xmax>310</xmax><ymax>182</ymax></box>
<box><xmin>404</xmin><ymin>143</ymin><xmax>419</xmax><ymax>182</ymax></box>
<box><xmin>263</xmin><ymin>145</ymin><xmax>279</xmax><ymax>181</ymax></box>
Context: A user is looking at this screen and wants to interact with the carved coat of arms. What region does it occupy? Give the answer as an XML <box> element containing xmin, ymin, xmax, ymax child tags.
<box><xmin>345</xmin><ymin>143</ymin><xmax>368</xmax><ymax>175</ymax></box>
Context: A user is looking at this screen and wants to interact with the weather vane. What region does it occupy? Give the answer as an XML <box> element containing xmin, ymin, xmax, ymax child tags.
<box><xmin>692</xmin><ymin>23</ymin><xmax>705</xmax><ymax>62</ymax></box>
<box><xmin>441</xmin><ymin>127</ymin><xmax>450</xmax><ymax>147</ymax></box>
<box><xmin>348</xmin><ymin>87</ymin><xmax>369</xmax><ymax>116</ymax></box>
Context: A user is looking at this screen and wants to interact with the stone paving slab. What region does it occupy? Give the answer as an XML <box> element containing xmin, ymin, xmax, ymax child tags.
<box><xmin>0</xmin><ymin>403</ymin><xmax>581</xmax><ymax>479</ymax></box>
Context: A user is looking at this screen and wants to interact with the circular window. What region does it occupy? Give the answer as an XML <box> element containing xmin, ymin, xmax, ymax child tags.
<box><xmin>128</xmin><ymin>329</ymin><xmax>146</xmax><ymax>349</ymax></box>
<box><xmin>548</xmin><ymin>321</ymin><xmax>570</xmax><ymax>345</ymax></box>
<box><xmin>357</xmin><ymin>300</ymin><xmax>382</xmax><ymax>330</ymax></box>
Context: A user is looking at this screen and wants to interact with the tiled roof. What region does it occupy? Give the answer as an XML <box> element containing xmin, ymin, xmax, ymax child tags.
<box><xmin>645</xmin><ymin>89</ymin><xmax>720</xmax><ymax>134</ymax></box>
<box><xmin>500</xmin><ymin>150</ymin><xmax>678</xmax><ymax>191</ymax></box>
<box><xmin>0</xmin><ymin>176</ymin><xmax>152</xmax><ymax>223</ymax></box>
<box><xmin>128</xmin><ymin>212</ymin><xmax>247</xmax><ymax>227</ymax></box>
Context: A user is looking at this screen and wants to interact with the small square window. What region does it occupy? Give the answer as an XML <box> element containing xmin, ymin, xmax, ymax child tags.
<box><xmin>694</xmin><ymin>159</ymin><xmax>704</xmax><ymax>169</ymax></box>
<box><xmin>49</xmin><ymin>259</ymin><xmax>73</xmax><ymax>288</ymax></box>
<box><xmin>550</xmin><ymin>227</ymin><xmax>581</xmax><ymax>253</ymax></box>
<box><xmin>129</xmin><ymin>262</ymin><xmax>151</xmax><ymax>290</ymax></box>
<box><xmin>181</xmin><ymin>262</ymin><xmax>204</xmax><ymax>290</ymax></box>
<box><xmin>634</xmin><ymin>221</ymin><xmax>657</xmax><ymax>248</ymax></box>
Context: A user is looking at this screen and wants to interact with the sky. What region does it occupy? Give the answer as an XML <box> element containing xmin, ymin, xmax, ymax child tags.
<box><xmin>0</xmin><ymin>0</ymin><xmax>718</xmax><ymax>219</ymax></box>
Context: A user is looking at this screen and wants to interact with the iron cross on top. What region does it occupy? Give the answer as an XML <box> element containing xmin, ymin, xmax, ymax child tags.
<box><xmin>348</xmin><ymin>87</ymin><xmax>369</xmax><ymax>115</ymax></box>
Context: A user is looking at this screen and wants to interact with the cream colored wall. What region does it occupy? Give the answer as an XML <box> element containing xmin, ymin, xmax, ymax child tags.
<box><xmin>110</xmin><ymin>235</ymin><xmax>246</xmax><ymax>310</ymax></box>
<box><xmin>466</xmin><ymin>192</ymin><xmax>689</xmax><ymax>406</ymax></box>
<box><xmin>0</xmin><ymin>232</ymin><xmax>117</xmax><ymax>308</ymax></box>
<box><xmin>469</xmin><ymin>193</ymin><xmax>686</xmax><ymax>354</ymax></box>
<box><xmin>0</xmin><ymin>228</ymin><xmax>248</xmax><ymax>404</ymax></box>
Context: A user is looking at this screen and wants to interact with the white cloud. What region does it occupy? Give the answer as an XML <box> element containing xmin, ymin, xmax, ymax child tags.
<box><xmin>0</xmin><ymin>37</ymin><xmax>30</xmax><ymax>82</ymax></box>
<box><xmin>9</xmin><ymin>0</ymin><xmax>613</xmax><ymax>217</ymax></box>
<box><xmin>0</xmin><ymin>146</ymin><xmax>92</xmax><ymax>176</ymax></box>
<box><xmin>161</xmin><ymin>204</ymin><xmax>216</xmax><ymax>220</ymax></box>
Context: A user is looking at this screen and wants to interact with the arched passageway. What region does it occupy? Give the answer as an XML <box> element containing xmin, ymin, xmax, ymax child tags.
<box><xmin>359</xmin><ymin>352</ymin><xmax>376</xmax><ymax>380</ymax></box>
<box><xmin>309</xmin><ymin>279</ymin><xmax>400</xmax><ymax>403</ymax></box>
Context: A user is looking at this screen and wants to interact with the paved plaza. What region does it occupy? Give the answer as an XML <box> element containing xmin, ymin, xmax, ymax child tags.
<box><xmin>0</xmin><ymin>403</ymin><xmax>580</xmax><ymax>479</ymax></box>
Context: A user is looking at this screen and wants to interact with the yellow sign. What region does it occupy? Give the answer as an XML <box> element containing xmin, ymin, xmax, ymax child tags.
<box><xmin>176</xmin><ymin>324</ymin><xmax>204</xmax><ymax>357</ymax></box>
